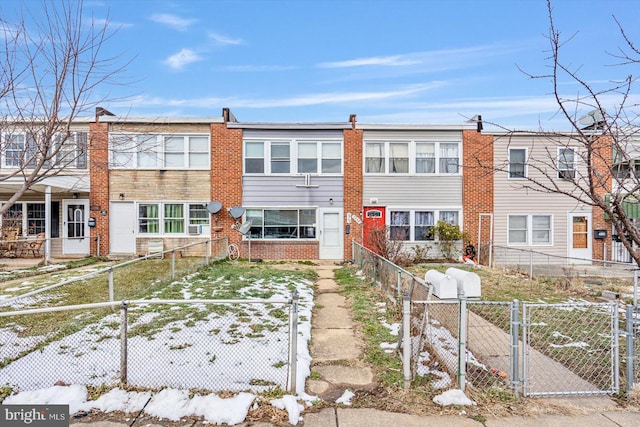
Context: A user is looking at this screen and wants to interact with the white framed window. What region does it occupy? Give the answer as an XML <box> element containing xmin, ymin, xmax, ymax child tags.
<box><xmin>245</xmin><ymin>208</ymin><xmax>316</xmax><ymax>239</ymax></box>
<box><xmin>558</xmin><ymin>147</ymin><xmax>576</xmax><ymax>179</ymax></box>
<box><xmin>1</xmin><ymin>131</ymin><xmax>87</xmax><ymax>169</ymax></box>
<box><xmin>137</xmin><ymin>202</ymin><xmax>210</xmax><ymax>235</ymax></box>
<box><xmin>388</xmin><ymin>208</ymin><xmax>461</xmax><ymax>241</ymax></box>
<box><xmin>509</xmin><ymin>148</ymin><xmax>527</xmax><ymax>178</ymax></box>
<box><xmin>244</xmin><ymin>139</ymin><xmax>343</xmax><ymax>175</ymax></box>
<box><xmin>364</xmin><ymin>140</ymin><xmax>460</xmax><ymax>175</ymax></box>
<box><xmin>110</xmin><ymin>134</ymin><xmax>210</xmax><ymax>169</ymax></box>
<box><xmin>508</xmin><ymin>214</ymin><xmax>552</xmax><ymax>245</ymax></box>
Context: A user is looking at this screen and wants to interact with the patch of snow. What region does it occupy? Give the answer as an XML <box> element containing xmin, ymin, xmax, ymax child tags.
<box><xmin>380</xmin><ymin>320</ymin><xmax>400</xmax><ymax>335</ymax></box>
<box><xmin>380</xmin><ymin>342</ymin><xmax>397</xmax><ymax>353</ymax></box>
<box><xmin>271</xmin><ymin>395</ymin><xmax>304</xmax><ymax>425</ymax></box>
<box><xmin>335</xmin><ymin>389</ymin><xmax>355</xmax><ymax>406</ymax></box>
<box><xmin>433</xmin><ymin>389</ymin><xmax>476</xmax><ymax>406</ymax></box>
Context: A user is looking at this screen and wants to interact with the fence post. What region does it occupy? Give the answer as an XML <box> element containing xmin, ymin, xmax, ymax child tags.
<box><xmin>108</xmin><ymin>267</ymin><xmax>114</xmax><ymax>302</ymax></box>
<box><xmin>373</xmin><ymin>257</ymin><xmax>377</xmax><ymax>285</ymax></box>
<box><xmin>402</xmin><ymin>292</ymin><xmax>411</xmax><ymax>390</ymax></box>
<box><xmin>529</xmin><ymin>250</ymin><xmax>533</xmax><ymax>280</ymax></box>
<box><xmin>510</xmin><ymin>299</ymin><xmax>520</xmax><ymax>397</ymax></box>
<box><xmin>626</xmin><ymin>305</ymin><xmax>636</xmax><ymax>394</ymax></box>
<box><xmin>290</xmin><ymin>292</ymin><xmax>299</xmax><ymax>394</ymax></box>
<box><xmin>458</xmin><ymin>293</ymin><xmax>467</xmax><ymax>391</ymax></box>
<box><xmin>397</xmin><ymin>270</ymin><xmax>402</xmax><ymax>302</ymax></box>
<box><xmin>171</xmin><ymin>250</ymin><xmax>176</xmax><ymax>280</ymax></box>
<box><xmin>612</xmin><ymin>300</ymin><xmax>620</xmax><ymax>393</ymax></box>
<box><xmin>205</xmin><ymin>240</ymin><xmax>210</xmax><ymax>265</ymax></box>
<box><xmin>120</xmin><ymin>301</ymin><xmax>128</xmax><ymax>385</ymax></box>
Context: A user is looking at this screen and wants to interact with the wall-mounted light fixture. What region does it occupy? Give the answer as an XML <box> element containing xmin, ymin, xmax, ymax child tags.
<box><xmin>119</xmin><ymin>193</ymin><xmax>125</xmax><ymax>200</ymax></box>
<box><xmin>329</xmin><ymin>198</ymin><xmax>334</xmax><ymax>205</ymax></box>
<box><xmin>72</xmin><ymin>193</ymin><xmax>79</xmax><ymax>199</ymax></box>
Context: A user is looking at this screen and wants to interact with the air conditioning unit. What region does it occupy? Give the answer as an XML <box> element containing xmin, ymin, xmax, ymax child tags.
<box><xmin>558</xmin><ymin>169</ymin><xmax>576</xmax><ymax>180</ymax></box>
<box><xmin>188</xmin><ymin>225</ymin><xmax>200</xmax><ymax>235</ymax></box>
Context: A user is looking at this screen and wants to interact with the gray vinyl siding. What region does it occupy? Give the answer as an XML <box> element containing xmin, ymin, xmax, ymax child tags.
<box><xmin>493</xmin><ymin>134</ymin><xmax>591</xmax><ymax>260</ymax></box>
<box><xmin>243</xmin><ymin>176</ymin><xmax>343</xmax><ymax>207</ymax></box>
<box><xmin>363</xmin><ymin>175</ymin><xmax>462</xmax><ymax>206</ymax></box>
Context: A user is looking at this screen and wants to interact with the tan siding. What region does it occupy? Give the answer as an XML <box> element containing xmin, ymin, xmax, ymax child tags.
<box><xmin>110</xmin><ymin>170</ymin><xmax>210</xmax><ymax>200</ymax></box>
<box><xmin>363</xmin><ymin>176</ymin><xmax>462</xmax><ymax>206</ymax></box>
<box><xmin>493</xmin><ymin>134</ymin><xmax>591</xmax><ymax>257</ymax></box>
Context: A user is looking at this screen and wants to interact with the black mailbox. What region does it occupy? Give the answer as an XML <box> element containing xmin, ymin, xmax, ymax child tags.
<box><xmin>88</xmin><ymin>217</ymin><xmax>96</xmax><ymax>227</ymax></box>
<box><xmin>594</xmin><ymin>229</ymin><xmax>607</xmax><ymax>239</ymax></box>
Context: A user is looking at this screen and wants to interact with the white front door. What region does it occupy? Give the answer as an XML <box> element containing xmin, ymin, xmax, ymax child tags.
<box><xmin>110</xmin><ymin>202</ymin><xmax>136</xmax><ymax>254</ymax></box>
<box><xmin>63</xmin><ymin>199</ymin><xmax>90</xmax><ymax>255</ymax></box>
<box><xmin>568</xmin><ymin>212</ymin><xmax>592</xmax><ymax>264</ymax></box>
<box><xmin>319</xmin><ymin>208</ymin><xmax>343</xmax><ymax>259</ymax></box>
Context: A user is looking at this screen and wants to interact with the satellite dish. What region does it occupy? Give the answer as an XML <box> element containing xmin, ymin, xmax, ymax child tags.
<box><xmin>228</xmin><ymin>206</ymin><xmax>245</xmax><ymax>220</ymax></box>
<box><xmin>237</xmin><ymin>220</ymin><xmax>252</xmax><ymax>235</ymax></box>
<box><xmin>578</xmin><ymin>109</ymin><xmax>605</xmax><ymax>127</ymax></box>
<box><xmin>207</xmin><ymin>201</ymin><xmax>222</xmax><ymax>215</ymax></box>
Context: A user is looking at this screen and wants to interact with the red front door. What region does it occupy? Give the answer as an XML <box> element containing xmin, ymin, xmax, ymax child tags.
<box><xmin>363</xmin><ymin>206</ymin><xmax>386</xmax><ymax>252</ymax></box>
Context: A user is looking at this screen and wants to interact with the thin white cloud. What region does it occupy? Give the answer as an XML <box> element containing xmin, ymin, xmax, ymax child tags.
<box><xmin>150</xmin><ymin>13</ymin><xmax>197</xmax><ymax>31</ymax></box>
<box><xmin>164</xmin><ymin>49</ymin><xmax>202</xmax><ymax>70</ymax></box>
<box><xmin>208</xmin><ymin>32</ymin><xmax>244</xmax><ymax>46</ymax></box>
<box><xmin>216</xmin><ymin>65</ymin><xmax>297</xmax><ymax>72</ymax></box>
<box><xmin>88</xmin><ymin>17</ymin><xmax>134</xmax><ymax>30</ymax></box>
<box><xmin>128</xmin><ymin>83</ymin><xmax>444</xmax><ymax>109</ymax></box>
<box><xmin>317</xmin><ymin>44</ymin><xmax>525</xmax><ymax>73</ymax></box>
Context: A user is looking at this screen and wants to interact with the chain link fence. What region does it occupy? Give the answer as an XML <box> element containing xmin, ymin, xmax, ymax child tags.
<box><xmin>0</xmin><ymin>238</ymin><xmax>229</xmax><ymax>312</ymax></box>
<box><xmin>352</xmin><ymin>241</ymin><xmax>637</xmax><ymax>398</ymax></box>
<box><xmin>0</xmin><ymin>296</ymin><xmax>298</xmax><ymax>394</ymax></box>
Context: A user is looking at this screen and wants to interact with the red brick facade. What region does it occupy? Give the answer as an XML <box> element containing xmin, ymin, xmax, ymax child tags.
<box><xmin>210</xmin><ymin>112</ymin><xmax>243</xmax><ymax>251</ymax></box>
<box><xmin>89</xmin><ymin>121</ymin><xmax>110</xmax><ymax>256</ymax></box>
<box><xmin>462</xmin><ymin>130</ymin><xmax>494</xmax><ymax>256</ymax></box>
<box><xmin>343</xmin><ymin>115</ymin><xmax>363</xmax><ymax>260</ymax></box>
<box><xmin>591</xmin><ymin>135</ymin><xmax>613</xmax><ymax>261</ymax></box>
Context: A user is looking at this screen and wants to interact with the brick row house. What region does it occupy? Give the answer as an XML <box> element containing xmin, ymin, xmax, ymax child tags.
<box><xmin>0</xmin><ymin>108</ymin><xmax>621</xmax><ymax>264</ymax></box>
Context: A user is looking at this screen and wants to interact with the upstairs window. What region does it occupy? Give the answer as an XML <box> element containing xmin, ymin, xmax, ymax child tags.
<box><xmin>244</xmin><ymin>139</ymin><xmax>342</xmax><ymax>175</ymax></box>
<box><xmin>110</xmin><ymin>134</ymin><xmax>210</xmax><ymax>169</ymax></box>
<box><xmin>1</xmin><ymin>131</ymin><xmax>88</xmax><ymax>169</ymax></box>
<box><xmin>365</xmin><ymin>140</ymin><xmax>460</xmax><ymax>174</ymax></box>
<box><xmin>509</xmin><ymin>148</ymin><xmax>526</xmax><ymax>178</ymax></box>
<box><xmin>558</xmin><ymin>148</ymin><xmax>576</xmax><ymax>179</ymax></box>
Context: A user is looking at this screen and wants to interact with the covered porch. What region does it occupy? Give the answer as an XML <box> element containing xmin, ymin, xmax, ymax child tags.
<box><xmin>0</xmin><ymin>175</ymin><xmax>91</xmax><ymax>261</ymax></box>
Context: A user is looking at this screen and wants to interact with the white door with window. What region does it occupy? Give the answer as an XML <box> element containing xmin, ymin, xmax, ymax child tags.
<box><xmin>319</xmin><ymin>208</ymin><xmax>343</xmax><ymax>259</ymax></box>
<box><xmin>568</xmin><ymin>212</ymin><xmax>592</xmax><ymax>264</ymax></box>
<box><xmin>63</xmin><ymin>199</ymin><xmax>90</xmax><ymax>255</ymax></box>
<box><xmin>110</xmin><ymin>202</ymin><xmax>136</xmax><ymax>254</ymax></box>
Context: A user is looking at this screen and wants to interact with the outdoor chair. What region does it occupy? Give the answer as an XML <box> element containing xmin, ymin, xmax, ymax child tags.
<box><xmin>19</xmin><ymin>233</ymin><xmax>45</xmax><ymax>257</ymax></box>
<box><xmin>0</xmin><ymin>227</ymin><xmax>21</xmax><ymax>257</ymax></box>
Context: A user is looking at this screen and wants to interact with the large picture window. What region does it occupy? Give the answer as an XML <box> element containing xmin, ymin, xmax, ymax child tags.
<box><xmin>365</xmin><ymin>140</ymin><xmax>460</xmax><ymax>174</ymax></box>
<box><xmin>244</xmin><ymin>139</ymin><xmax>342</xmax><ymax>175</ymax></box>
<box><xmin>111</xmin><ymin>134</ymin><xmax>210</xmax><ymax>169</ymax></box>
<box><xmin>138</xmin><ymin>202</ymin><xmax>209</xmax><ymax>235</ymax></box>
<box><xmin>245</xmin><ymin>208</ymin><xmax>316</xmax><ymax>239</ymax></box>
<box><xmin>388</xmin><ymin>209</ymin><xmax>461</xmax><ymax>241</ymax></box>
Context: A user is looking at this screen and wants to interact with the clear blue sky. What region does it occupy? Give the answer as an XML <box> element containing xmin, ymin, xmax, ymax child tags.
<box><xmin>4</xmin><ymin>0</ymin><xmax>640</xmax><ymax>129</ymax></box>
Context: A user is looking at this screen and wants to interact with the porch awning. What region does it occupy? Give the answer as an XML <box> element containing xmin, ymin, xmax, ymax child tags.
<box><xmin>604</xmin><ymin>194</ymin><xmax>640</xmax><ymax>219</ymax></box>
<box><xmin>0</xmin><ymin>175</ymin><xmax>89</xmax><ymax>194</ymax></box>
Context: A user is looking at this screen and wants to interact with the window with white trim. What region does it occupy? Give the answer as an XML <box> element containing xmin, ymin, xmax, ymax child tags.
<box><xmin>389</xmin><ymin>209</ymin><xmax>461</xmax><ymax>241</ymax></box>
<box><xmin>1</xmin><ymin>131</ymin><xmax>87</xmax><ymax>169</ymax></box>
<box><xmin>110</xmin><ymin>134</ymin><xmax>210</xmax><ymax>169</ymax></box>
<box><xmin>508</xmin><ymin>214</ymin><xmax>552</xmax><ymax>245</ymax></box>
<box><xmin>509</xmin><ymin>148</ymin><xmax>526</xmax><ymax>178</ymax></box>
<box><xmin>364</xmin><ymin>140</ymin><xmax>460</xmax><ymax>174</ymax></box>
<box><xmin>137</xmin><ymin>202</ymin><xmax>210</xmax><ymax>235</ymax></box>
<box><xmin>244</xmin><ymin>139</ymin><xmax>343</xmax><ymax>175</ymax></box>
<box><xmin>245</xmin><ymin>208</ymin><xmax>316</xmax><ymax>239</ymax></box>
<box><xmin>558</xmin><ymin>148</ymin><xmax>576</xmax><ymax>179</ymax></box>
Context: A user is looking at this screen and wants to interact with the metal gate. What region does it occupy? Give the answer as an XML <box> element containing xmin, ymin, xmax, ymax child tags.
<box><xmin>521</xmin><ymin>301</ymin><xmax>619</xmax><ymax>397</ymax></box>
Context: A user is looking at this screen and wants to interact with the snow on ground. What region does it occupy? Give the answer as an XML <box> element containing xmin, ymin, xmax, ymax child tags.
<box><xmin>335</xmin><ymin>389</ymin><xmax>355</xmax><ymax>406</ymax></box>
<box><xmin>0</xmin><ymin>267</ymin><xmax>317</xmax><ymax>425</ymax></box>
<box><xmin>433</xmin><ymin>389</ymin><xmax>476</xmax><ymax>406</ymax></box>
